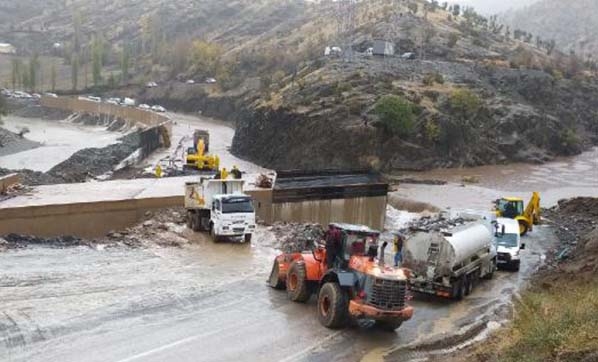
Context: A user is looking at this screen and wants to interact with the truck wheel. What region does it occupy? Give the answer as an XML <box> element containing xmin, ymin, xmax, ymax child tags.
<box><xmin>286</xmin><ymin>261</ymin><xmax>311</xmax><ymax>303</ymax></box>
<box><xmin>511</xmin><ymin>261</ymin><xmax>521</xmax><ymax>272</ymax></box>
<box><xmin>186</xmin><ymin>211</ymin><xmax>193</xmax><ymax>229</ymax></box>
<box><xmin>465</xmin><ymin>274</ymin><xmax>474</xmax><ymax>296</ymax></box>
<box><xmin>317</xmin><ymin>282</ymin><xmax>348</xmax><ymax>329</ymax></box>
<box><xmin>375</xmin><ymin>319</ymin><xmax>403</xmax><ymax>332</ymax></box>
<box><xmin>244</xmin><ymin>234</ymin><xmax>252</xmax><ymax>243</ymax></box>
<box><xmin>453</xmin><ymin>277</ymin><xmax>466</xmax><ymax>300</ymax></box>
<box><xmin>268</xmin><ymin>260</ymin><xmax>285</xmax><ymax>290</ymax></box>
<box><xmin>518</xmin><ymin>221</ymin><xmax>529</xmax><ymax>236</ymax></box>
<box><xmin>192</xmin><ymin>214</ymin><xmax>202</xmax><ymax>232</ymax></box>
<box><xmin>210</xmin><ymin>224</ymin><xmax>220</xmax><ymax>242</ymax></box>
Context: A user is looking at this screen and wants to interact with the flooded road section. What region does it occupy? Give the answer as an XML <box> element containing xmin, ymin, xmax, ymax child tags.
<box><xmin>0</xmin><ymin>225</ymin><xmax>554</xmax><ymax>362</ymax></box>
<box><xmin>396</xmin><ymin>147</ymin><xmax>598</xmax><ymax>210</ymax></box>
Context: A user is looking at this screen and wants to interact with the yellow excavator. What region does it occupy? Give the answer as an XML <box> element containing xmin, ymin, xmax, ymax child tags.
<box><xmin>185</xmin><ymin>130</ymin><xmax>220</xmax><ymax>171</ymax></box>
<box><xmin>494</xmin><ymin>192</ymin><xmax>541</xmax><ymax>236</ymax></box>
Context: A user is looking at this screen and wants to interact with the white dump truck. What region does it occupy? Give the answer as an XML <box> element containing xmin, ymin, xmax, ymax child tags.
<box><xmin>403</xmin><ymin>223</ymin><xmax>497</xmax><ymax>299</ymax></box>
<box><xmin>493</xmin><ymin>217</ymin><xmax>525</xmax><ymax>271</ymax></box>
<box><xmin>185</xmin><ymin>178</ymin><xmax>256</xmax><ymax>243</ymax></box>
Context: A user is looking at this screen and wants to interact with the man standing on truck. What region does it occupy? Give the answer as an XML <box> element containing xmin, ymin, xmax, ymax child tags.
<box><xmin>393</xmin><ymin>232</ymin><xmax>404</xmax><ymax>267</ymax></box>
<box><xmin>325</xmin><ymin>225</ymin><xmax>342</xmax><ymax>269</ymax></box>
<box><xmin>231</xmin><ymin>165</ymin><xmax>242</xmax><ymax>179</ymax></box>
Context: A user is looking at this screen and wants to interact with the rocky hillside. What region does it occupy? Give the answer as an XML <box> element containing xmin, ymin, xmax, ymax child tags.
<box><xmin>503</xmin><ymin>0</ymin><xmax>598</xmax><ymax>56</ymax></box>
<box><xmin>5</xmin><ymin>0</ymin><xmax>598</xmax><ymax>171</ymax></box>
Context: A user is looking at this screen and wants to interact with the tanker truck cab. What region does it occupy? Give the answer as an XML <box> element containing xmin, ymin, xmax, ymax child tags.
<box><xmin>494</xmin><ymin>218</ymin><xmax>525</xmax><ymax>271</ymax></box>
<box><xmin>210</xmin><ymin>194</ymin><xmax>256</xmax><ymax>243</ymax></box>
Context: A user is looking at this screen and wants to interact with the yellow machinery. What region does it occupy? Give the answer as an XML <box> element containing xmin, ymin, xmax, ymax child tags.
<box><xmin>494</xmin><ymin>192</ymin><xmax>541</xmax><ymax>236</ymax></box>
<box><xmin>185</xmin><ymin>131</ymin><xmax>220</xmax><ymax>171</ymax></box>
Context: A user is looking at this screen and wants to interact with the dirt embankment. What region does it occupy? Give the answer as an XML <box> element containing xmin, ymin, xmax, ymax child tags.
<box><xmin>0</xmin><ymin>131</ymin><xmax>143</xmax><ymax>185</ymax></box>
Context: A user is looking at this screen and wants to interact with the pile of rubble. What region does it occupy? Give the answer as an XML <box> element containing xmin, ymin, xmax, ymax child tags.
<box><xmin>0</xmin><ymin>234</ymin><xmax>88</xmax><ymax>251</ymax></box>
<box><xmin>403</xmin><ymin>213</ymin><xmax>477</xmax><ymax>234</ymax></box>
<box><xmin>543</xmin><ymin>197</ymin><xmax>598</xmax><ymax>265</ymax></box>
<box><xmin>266</xmin><ymin>222</ymin><xmax>325</xmax><ymax>253</ymax></box>
<box><xmin>105</xmin><ymin>208</ymin><xmax>189</xmax><ymax>248</ymax></box>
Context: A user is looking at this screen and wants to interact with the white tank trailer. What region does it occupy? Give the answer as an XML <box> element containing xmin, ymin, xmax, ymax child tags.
<box><xmin>403</xmin><ymin>223</ymin><xmax>497</xmax><ymax>299</ymax></box>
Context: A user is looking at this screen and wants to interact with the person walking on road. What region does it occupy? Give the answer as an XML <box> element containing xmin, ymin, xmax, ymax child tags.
<box><xmin>393</xmin><ymin>233</ymin><xmax>404</xmax><ymax>267</ymax></box>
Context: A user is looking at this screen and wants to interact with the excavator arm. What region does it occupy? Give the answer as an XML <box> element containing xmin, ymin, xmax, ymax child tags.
<box><xmin>523</xmin><ymin>192</ymin><xmax>541</xmax><ymax>225</ymax></box>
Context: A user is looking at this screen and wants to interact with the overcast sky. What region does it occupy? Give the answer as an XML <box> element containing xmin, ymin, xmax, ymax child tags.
<box><xmin>451</xmin><ymin>0</ymin><xmax>539</xmax><ymax>14</ymax></box>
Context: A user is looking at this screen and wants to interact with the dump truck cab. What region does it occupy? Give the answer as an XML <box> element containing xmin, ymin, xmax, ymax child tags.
<box><xmin>210</xmin><ymin>194</ymin><xmax>256</xmax><ymax>242</ymax></box>
<box><xmin>268</xmin><ymin>223</ymin><xmax>414</xmax><ymax>331</ymax></box>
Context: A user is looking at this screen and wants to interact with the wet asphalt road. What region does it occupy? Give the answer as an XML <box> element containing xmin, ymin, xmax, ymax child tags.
<box><xmin>0</xmin><ymin>224</ymin><xmax>554</xmax><ymax>362</ymax></box>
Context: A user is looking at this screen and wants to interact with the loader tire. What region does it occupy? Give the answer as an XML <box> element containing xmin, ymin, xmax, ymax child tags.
<box><xmin>375</xmin><ymin>319</ymin><xmax>403</xmax><ymax>332</ymax></box>
<box><xmin>317</xmin><ymin>282</ymin><xmax>348</xmax><ymax>329</ymax></box>
<box><xmin>268</xmin><ymin>260</ymin><xmax>285</xmax><ymax>290</ymax></box>
<box><xmin>286</xmin><ymin>261</ymin><xmax>311</xmax><ymax>303</ymax></box>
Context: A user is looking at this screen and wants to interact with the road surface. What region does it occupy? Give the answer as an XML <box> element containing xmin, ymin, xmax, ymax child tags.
<box><xmin>0</xmin><ymin>226</ymin><xmax>554</xmax><ymax>362</ymax></box>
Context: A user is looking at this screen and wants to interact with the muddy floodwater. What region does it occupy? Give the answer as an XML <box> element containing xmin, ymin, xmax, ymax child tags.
<box><xmin>396</xmin><ymin>147</ymin><xmax>598</xmax><ymax>210</ymax></box>
<box><xmin>0</xmin><ymin>116</ymin><xmax>122</xmax><ymax>172</ymax></box>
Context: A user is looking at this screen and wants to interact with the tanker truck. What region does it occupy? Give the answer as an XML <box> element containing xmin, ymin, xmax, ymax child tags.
<box><xmin>403</xmin><ymin>223</ymin><xmax>497</xmax><ymax>299</ymax></box>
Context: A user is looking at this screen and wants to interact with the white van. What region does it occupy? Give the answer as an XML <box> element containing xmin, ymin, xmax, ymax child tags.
<box><xmin>493</xmin><ymin>217</ymin><xmax>525</xmax><ymax>271</ymax></box>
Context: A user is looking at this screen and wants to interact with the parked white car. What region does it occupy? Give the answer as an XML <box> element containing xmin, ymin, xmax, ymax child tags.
<box><xmin>121</xmin><ymin>97</ymin><xmax>136</xmax><ymax>106</ymax></box>
<box><xmin>205</xmin><ymin>78</ymin><xmax>217</xmax><ymax>84</ymax></box>
<box><xmin>138</xmin><ymin>104</ymin><xmax>151</xmax><ymax>110</ymax></box>
<box><xmin>146</xmin><ymin>81</ymin><xmax>158</xmax><ymax>88</ymax></box>
<box><xmin>44</xmin><ymin>92</ymin><xmax>58</xmax><ymax>98</ymax></box>
<box><xmin>185</xmin><ymin>79</ymin><xmax>195</xmax><ymax>84</ymax></box>
<box><xmin>151</xmin><ymin>105</ymin><xmax>166</xmax><ymax>113</ymax></box>
<box><xmin>106</xmin><ymin>98</ymin><xmax>120</xmax><ymax>105</ymax></box>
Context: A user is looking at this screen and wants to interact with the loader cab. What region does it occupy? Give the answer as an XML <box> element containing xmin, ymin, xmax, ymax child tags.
<box><xmin>330</xmin><ymin>223</ymin><xmax>380</xmax><ymax>265</ymax></box>
<box><xmin>496</xmin><ymin>197</ymin><xmax>524</xmax><ymax>219</ymax></box>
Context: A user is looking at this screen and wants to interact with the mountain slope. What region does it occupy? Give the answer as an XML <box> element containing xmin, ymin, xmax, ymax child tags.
<box><xmin>504</xmin><ymin>0</ymin><xmax>598</xmax><ymax>56</ymax></box>
<box><xmin>3</xmin><ymin>0</ymin><xmax>598</xmax><ymax>171</ymax></box>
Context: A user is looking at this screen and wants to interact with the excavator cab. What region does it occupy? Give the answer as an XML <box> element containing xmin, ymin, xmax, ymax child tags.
<box><xmin>494</xmin><ymin>192</ymin><xmax>541</xmax><ymax>236</ymax></box>
<box><xmin>496</xmin><ymin>197</ymin><xmax>524</xmax><ymax>219</ymax></box>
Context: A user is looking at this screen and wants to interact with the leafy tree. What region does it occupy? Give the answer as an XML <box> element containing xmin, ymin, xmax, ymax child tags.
<box><xmin>448</xmin><ymin>89</ymin><xmax>481</xmax><ymax>120</ymax></box>
<box><xmin>374</xmin><ymin>95</ymin><xmax>415</xmax><ymax>137</ymax></box>
<box><xmin>189</xmin><ymin>40</ymin><xmax>224</xmax><ymax>77</ymax></box>
<box><xmin>448</xmin><ymin>33</ymin><xmax>459</xmax><ymax>48</ymax></box>
<box><xmin>11</xmin><ymin>59</ymin><xmax>22</xmax><ymax>90</ymax></box>
<box><xmin>28</xmin><ymin>54</ymin><xmax>39</xmax><ymax>92</ymax></box>
<box><xmin>452</xmin><ymin>4</ymin><xmax>460</xmax><ymax>16</ymax></box>
<box><xmin>71</xmin><ymin>52</ymin><xmax>79</xmax><ymax>91</ymax></box>
<box><xmin>121</xmin><ymin>44</ymin><xmax>130</xmax><ymax>84</ymax></box>
<box><xmin>91</xmin><ymin>33</ymin><xmax>104</xmax><ymax>86</ymax></box>
<box><xmin>0</xmin><ymin>94</ymin><xmax>7</xmax><ymax>123</ymax></box>
<box><xmin>73</xmin><ymin>9</ymin><xmax>82</xmax><ymax>52</ymax></box>
<box><xmin>51</xmin><ymin>62</ymin><xmax>57</xmax><ymax>92</ymax></box>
